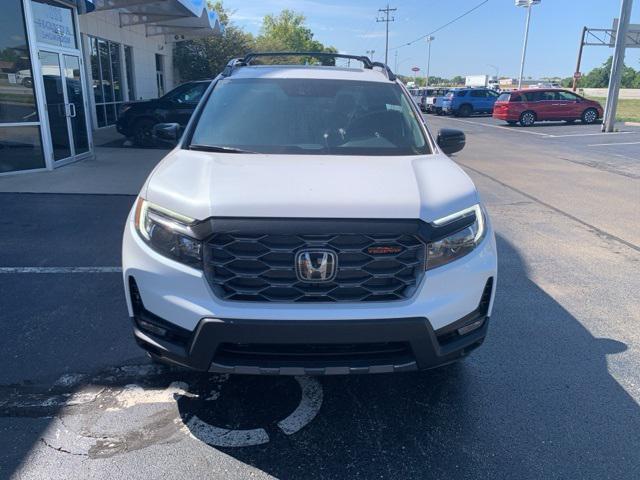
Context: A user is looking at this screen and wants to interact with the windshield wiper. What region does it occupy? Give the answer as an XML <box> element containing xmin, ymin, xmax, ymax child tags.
<box><xmin>189</xmin><ymin>144</ymin><xmax>257</xmax><ymax>154</ymax></box>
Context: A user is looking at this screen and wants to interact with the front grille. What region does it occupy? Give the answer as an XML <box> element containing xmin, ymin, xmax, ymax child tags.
<box><xmin>203</xmin><ymin>233</ymin><xmax>426</xmax><ymax>302</ymax></box>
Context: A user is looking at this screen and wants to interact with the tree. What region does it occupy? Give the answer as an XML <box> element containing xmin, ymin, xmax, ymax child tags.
<box><xmin>577</xmin><ymin>56</ymin><xmax>639</xmax><ymax>88</ymax></box>
<box><xmin>173</xmin><ymin>1</ymin><xmax>254</xmax><ymax>81</ymax></box>
<box><xmin>253</xmin><ymin>10</ymin><xmax>336</xmax><ymax>65</ymax></box>
<box><xmin>451</xmin><ymin>76</ymin><xmax>465</xmax><ymax>86</ymax></box>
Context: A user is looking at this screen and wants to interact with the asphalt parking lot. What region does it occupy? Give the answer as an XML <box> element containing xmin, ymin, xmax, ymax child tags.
<box><xmin>1</xmin><ymin>115</ymin><xmax>639</xmax><ymax>479</ymax></box>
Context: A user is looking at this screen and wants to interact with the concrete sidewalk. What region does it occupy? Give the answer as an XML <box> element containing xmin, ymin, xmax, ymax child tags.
<box><xmin>0</xmin><ymin>146</ymin><xmax>168</xmax><ymax>195</ymax></box>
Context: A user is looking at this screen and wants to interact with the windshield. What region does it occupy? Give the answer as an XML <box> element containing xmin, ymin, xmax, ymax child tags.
<box><xmin>189</xmin><ymin>78</ymin><xmax>430</xmax><ymax>156</ymax></box>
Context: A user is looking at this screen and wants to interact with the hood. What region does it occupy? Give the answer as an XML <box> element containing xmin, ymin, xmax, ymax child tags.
<box><xmin>143</xmin><ymin>150</ymin><xmax>479</xmax><ymax>223</ymax></box>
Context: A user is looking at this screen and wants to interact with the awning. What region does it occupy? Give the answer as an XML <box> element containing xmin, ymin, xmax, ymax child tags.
<box><xmin>86</xmin><ymin>0</ymin><xmax>223</xmax><ymax>42</ymax></box>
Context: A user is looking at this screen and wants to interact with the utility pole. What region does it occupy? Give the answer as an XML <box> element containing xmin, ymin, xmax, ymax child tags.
<box><xmin>394</xmin><ymin>50</ymin><xmax>398</xmax><ymax>72</ymax></box>
<box><xmin>603</xmin><ymin>0</ymin><xmax>633</xmax><ymax>132</ymax></box>
<box><xmin>377</xmin><ymin>4</ymin><xmax>396</xmax><ymax>66</ymax></box>
<box><xmin>425</xmin><ymin>36</ymin><xmax>435</xmax><ymax>86</ymax></box>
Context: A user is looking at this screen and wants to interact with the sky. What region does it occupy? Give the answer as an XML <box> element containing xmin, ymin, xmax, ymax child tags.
<box><xmin>221</xmin><ymin>0</ymin><xmax>640</xmax><ymax>80</ymax></box>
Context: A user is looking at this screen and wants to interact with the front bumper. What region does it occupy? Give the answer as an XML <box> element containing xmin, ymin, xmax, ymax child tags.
<box><xmin>132</xmin><ymin>308</ymin><xmax>490</xmax><ymax>375</ymax></box>
<box><xmin>123</xmin><ymin>212</ymin><xmax>497</xmax><ymax>374</ymax></box>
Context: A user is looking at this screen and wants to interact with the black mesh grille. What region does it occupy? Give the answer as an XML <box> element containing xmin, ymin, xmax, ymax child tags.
<box><xmin>203</xmin><ymin>232</ymin><xmax>426</xmax><ymax>302</ymax></box>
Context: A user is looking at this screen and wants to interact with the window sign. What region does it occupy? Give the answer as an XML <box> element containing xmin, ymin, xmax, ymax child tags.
<box><xmin>31</xmin><ymin>1</ymin><xmax>76</xmax><ymax>49</ymax></box>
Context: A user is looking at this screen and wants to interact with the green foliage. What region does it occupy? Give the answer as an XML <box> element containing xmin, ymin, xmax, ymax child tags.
<box><xmin>174</xmin><ymin>1</ymin><xmax>253</xmax><ymax>80</ymax></box>
<box><xmin>253</xmin><ymin>10</ymin><xmax>336</xmax><ymax>65</ymax></box>
<box><xmin>577</xmin><ymin>56</ymin><xmax>640</xmax><ymax>88</ymax></box>
<box><xmin>174</xmin><ymin>4</ymin><xmax>337</xmax><ymax>80</ymax></box>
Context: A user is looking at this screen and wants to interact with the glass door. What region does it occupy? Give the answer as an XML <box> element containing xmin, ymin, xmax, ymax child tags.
<box><xmin>38</xmin><ymin>51</ymin><xmax>89</xmax><ymax>162</ymax></box>
<box><xmin>62</xmin><ymin>55</ymin><xmax>89</xmax><ymax>155</ymax></box>
<box><xmin>39</xmin><ymin>50</ymin><xmax>72</xmax><ymax>161</ymax></box>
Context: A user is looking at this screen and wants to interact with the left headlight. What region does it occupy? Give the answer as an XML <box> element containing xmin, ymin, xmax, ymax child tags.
<box><xmin>426</xmin><ymin>204</ymin><xmax>486</xmax><ymax>271</ymax></box>
<box><xmin>134</xmin><ymin>197</ymin><xmax>202</xmax><ymax>268</ymax></box>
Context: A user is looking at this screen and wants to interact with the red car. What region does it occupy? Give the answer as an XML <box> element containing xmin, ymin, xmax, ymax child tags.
<box><xmin>493</xmin><ymin>89</ymin><xmax>603</xmax><ymax>127</ymax></box>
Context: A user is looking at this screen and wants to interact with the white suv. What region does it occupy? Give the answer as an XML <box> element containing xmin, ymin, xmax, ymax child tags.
<box><xmin>122</xmin><ymin>53</ymin><xmax>497</xmax><ymax>375</ymax></box>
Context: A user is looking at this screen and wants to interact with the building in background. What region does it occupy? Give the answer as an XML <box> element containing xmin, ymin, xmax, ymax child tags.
<box><xmin>0</xmin><ymin>0</ymin><xmax>221</xmax><ymax>175</ymax></box>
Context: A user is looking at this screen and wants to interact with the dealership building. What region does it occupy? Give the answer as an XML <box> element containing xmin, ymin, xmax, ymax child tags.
<box><xmin>0</xmin><ymin>0</ymin><xmax>221</xmax><ymax>175</ymax></box>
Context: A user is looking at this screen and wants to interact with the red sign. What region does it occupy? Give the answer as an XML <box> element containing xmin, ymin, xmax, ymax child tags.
<box><xmin>411</xmin><ymin>67</ymin><xmax>420</xmax><ymax>72</ymax></box>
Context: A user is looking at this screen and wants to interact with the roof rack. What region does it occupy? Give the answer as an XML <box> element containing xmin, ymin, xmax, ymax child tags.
<box><xmin>221</xmin><ymin>52</ymin><xmax>396</xmax><ymax>81</ymax></box>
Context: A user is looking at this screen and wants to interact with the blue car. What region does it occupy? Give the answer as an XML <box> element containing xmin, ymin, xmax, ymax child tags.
<box><xmin>441</xmin><ymin>88</ymin><xmax>500</xmax><ymax>117</ymax></box>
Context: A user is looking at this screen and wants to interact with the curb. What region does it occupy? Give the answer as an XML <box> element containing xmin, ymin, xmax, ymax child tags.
<box><xmin>623</xmin><ymin>121</ymin><xmax>640</xmax><ymax>127</ymax></box>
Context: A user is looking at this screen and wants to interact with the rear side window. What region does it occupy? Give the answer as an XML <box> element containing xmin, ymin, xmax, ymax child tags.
<box><xmin>497</xmin><ymin>93</ymin><xmax>511</xmax><ymax>102</ymax></box>
<box><xmin>457</xmin><ymin>91</ymin><xmax>467</xmax><ymax>97</ymax></box>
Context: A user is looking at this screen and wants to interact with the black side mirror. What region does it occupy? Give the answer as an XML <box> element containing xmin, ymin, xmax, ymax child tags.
<box><xmin>153</xmin><ymin>122</ymin><xmax>181</xmax><ymax>144</ymax></box>
<box><xmin>437</xmin><ymin>128</ymin><xmax>465</xmax><ymax>155</ymax></box>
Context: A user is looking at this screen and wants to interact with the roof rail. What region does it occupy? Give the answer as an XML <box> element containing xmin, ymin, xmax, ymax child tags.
<box><xmin>221</xmin><ymin>52</ymin><xmax>396</xmax><ymax>81</ymax></box>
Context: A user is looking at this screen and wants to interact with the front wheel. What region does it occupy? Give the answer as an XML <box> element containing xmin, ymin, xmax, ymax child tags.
<box><xmin>132</xmin><ymin>118</ymin><xmax>156</xmax><ymax>147</ymax></box>
<box><xmin>581</xmin><ymin>108</ymin><xmax>598</xmax><ymax>124</ymax></box>
<box><xmin>458</xmin><ymin>104</ymin><xmax>472</xmax><ymax>117</ymax></box>
<box><xmin>519</xmin><ymin>111</ymin><xmax>536</xmax><ymax>127</ymax></box>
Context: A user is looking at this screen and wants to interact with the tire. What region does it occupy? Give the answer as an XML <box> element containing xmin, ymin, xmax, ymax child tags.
<box><xmin>132</xmin><ymin>118</ymin><xmax>156</xmax><ymax>147</ymax></box>
<box><xmin>458</xmin><ymin>104</ymin><xmax>473</xmax><ymax>117</ymax></box>
<box><xmin>581</xmin><ymin>108</ymin><xmax>598</xmax><ymax>124</ymax></box>
<box><xmin>436</xmin><ymin>107</ymin><xmax>443</xmax><ymax>116</ymax></box>
<box><xmin>519</xmin><ymin>111</ymin><xmax>536</xmax><ymax>127</ymax></box>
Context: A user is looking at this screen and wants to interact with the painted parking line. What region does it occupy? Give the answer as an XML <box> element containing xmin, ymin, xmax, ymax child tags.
<box><xmin>431</xmin><ymin>116</ymin><xmax>640</xmax><ymax>139</ymax></box>
<box><xmin>0</xmin><ymin>266</ymin><xmax>122</xmax><ymax>273</ymax></box>
<box><xmin>549</xmin><ymin>131</ymin><xmax>638</xmax><ymax>138</ymax></box>
<box><xmin>434</xmin><ymin>117</ymin><xmax>551</xmax><ymax>136</ymax></box>
<box><xmin>587</xmin><ymin>141</ymin><xmax>640</xmax><ymax>147</ymax></box>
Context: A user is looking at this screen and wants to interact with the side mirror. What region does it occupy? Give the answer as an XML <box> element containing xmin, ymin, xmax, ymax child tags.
<box><xmin>437</xmin><ymin>128</ymin><xmax>465</xmax><ymax>155</ymax></box>
<box><xmin>153</xmin><ymin>122</ymin><xmax>181</xmax><ymax>144</ymax></box>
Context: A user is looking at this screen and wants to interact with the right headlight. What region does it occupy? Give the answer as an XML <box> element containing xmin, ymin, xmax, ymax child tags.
<box><xmin>426</xmin><ymin>204</ymin><xmax>486</xmax><ymax>271</ymax></box>
<box><xmin>133</xmin><ymin>197</ymin><xmax>202</xmax><ymax>268</ymax></box>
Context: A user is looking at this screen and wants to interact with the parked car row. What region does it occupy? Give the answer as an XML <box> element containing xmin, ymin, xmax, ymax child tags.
<box><xmin>418</xmin><ymin>86</ymin><xmax>603</xmax><ymax>127</ymax></box>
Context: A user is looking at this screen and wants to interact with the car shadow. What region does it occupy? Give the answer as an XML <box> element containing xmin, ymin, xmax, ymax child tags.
<box><xmin>205</xmin><ymin>234</ymin><xmax>639</xmax><ymax>479</ymax></box>
<box><xmin>1</xmin><ymin>234</ymin><xmax>639</xmax><ymax>479</ymax></box>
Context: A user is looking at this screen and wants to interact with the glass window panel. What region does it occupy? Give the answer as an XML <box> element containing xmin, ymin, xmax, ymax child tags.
<box><xmin>124</xmin><ymin>46</ymin><xmax>135</xmax><ymax>100</ymax></box>
<box><xmin>96</xmin><ymin>104</ymin><xmax>106</xmax><ymax>127</ymax></box>
<box><xmin>110</xmin><ymin>42</ymin><xmax>122</xmax><ymax>102</ymax></box>
<box><xmin>0</xmin><ymin>0</ymin><xmax>39</xmax><ymax>123</ymax></box>
<box><xmin>98</xmin><ymin>39</ymin><xmax>113</xmax><ymax>102</ymax></box>
<box><xmin>0</xmin><ymin>126</ymin><xmax>45</xmax><ymax>172</ymax></box>
<box><xmin>31</xmin><ymin>0</ymin><xmax>77</xmax><ymax>49</ymax></box>
<box><xmin>89</xmin><ymin>36</ymin><xmax>103</xmax><ymax>105</ymax></box>
<box><xmin>105</xmin><ymin>103</ymin><xmax>116</xmax><ymax>125</ymax></box>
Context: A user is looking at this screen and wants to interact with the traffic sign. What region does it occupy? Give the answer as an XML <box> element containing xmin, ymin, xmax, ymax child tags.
<box><xmin>573</xmin><ymin>72</ymin><xmax>582</xmax><ymax>79</ymax></box>
<box><xmin>411</xmin><ymin>67</ymin><xmax>420</xmax><ymax>72</ymax></box>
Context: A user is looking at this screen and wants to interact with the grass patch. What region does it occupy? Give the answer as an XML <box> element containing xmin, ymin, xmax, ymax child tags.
<box><xmin>585</xmin><ymin>96</ymin><xmax>640</xmax><ymax>123</ymax></box>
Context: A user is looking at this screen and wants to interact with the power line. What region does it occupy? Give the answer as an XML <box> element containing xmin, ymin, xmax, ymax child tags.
<box><xmin>377</xmin><ymin>4</ymin><xmax>397</xmax><ymax>65</ymax></box>
<box><xmin>391</xmin><ymin>0</ymin><xmax>489</xmax><ymax>51</ymax></box>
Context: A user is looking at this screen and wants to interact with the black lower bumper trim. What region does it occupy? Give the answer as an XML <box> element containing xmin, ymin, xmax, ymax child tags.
<box><xmin>132</xmin><ymin>312</ymin><xmax>489</xmax><ymax>375</ymax></box>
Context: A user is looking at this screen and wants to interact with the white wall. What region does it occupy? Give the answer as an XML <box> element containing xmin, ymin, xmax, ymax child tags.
<box><xmin>77</xmin><ymin>10</ymin><xmax>175</xmax><ymax>128</ymax></box>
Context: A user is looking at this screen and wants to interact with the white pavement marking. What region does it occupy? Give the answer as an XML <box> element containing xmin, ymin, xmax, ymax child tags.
<box><xmin>0</xmin><ymin>266</ymin><xmax>122</xmax><ymax>273</ymax></box>
<box><xmin>549</xmin><ymin>131</ymin><xmax>637</xmax><ymax>138</ymax></box>
<box><xmin>432</xmin><ymin>116</ymin><xmax>640</xmax><ymax>139</ymax></box>
<box><xmin>588</xmin><ymin>141</ymin><xmax>640</xmax><ymax>147</ymax></box>
<box><xmin>435</xmin><ymin>117</ymin><xmax>551</xmax><ymax>136</ymax></box>
<box><xmin>105</xmin><ymin>382</ymin><xmax>196</xmax><ymax>411</ymax></box>
<box><xmin>183</xmin><ymin>416</ymin><xmax>270</xmax><ymax>447</ymax></box>
<box><xmin>277</xmin><ymin>377</ymin><xmax>324</xmax><ymax>435</ymax></box>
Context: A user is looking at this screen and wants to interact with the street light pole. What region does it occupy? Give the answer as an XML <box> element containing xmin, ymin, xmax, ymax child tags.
<box><xmin>516</xmin><ymin>0</ymin><xmax>540</xmax><ymax>89</ymax></box>
<box><xmin>425</xmin><ymin>36</ymin><xmax>434</xmax><ymax>86</ymax></box>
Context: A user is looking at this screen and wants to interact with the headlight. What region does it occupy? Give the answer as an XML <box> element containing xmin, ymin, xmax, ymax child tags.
<box><xmin>426</xmin><ymin>204</ymin><xmax>486</xmax><ymax>270</ymax></box>
<box><xmin>134</xmin><ymin>198</ymin><xmax>202</xmax><ymax>268</ymax></box>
